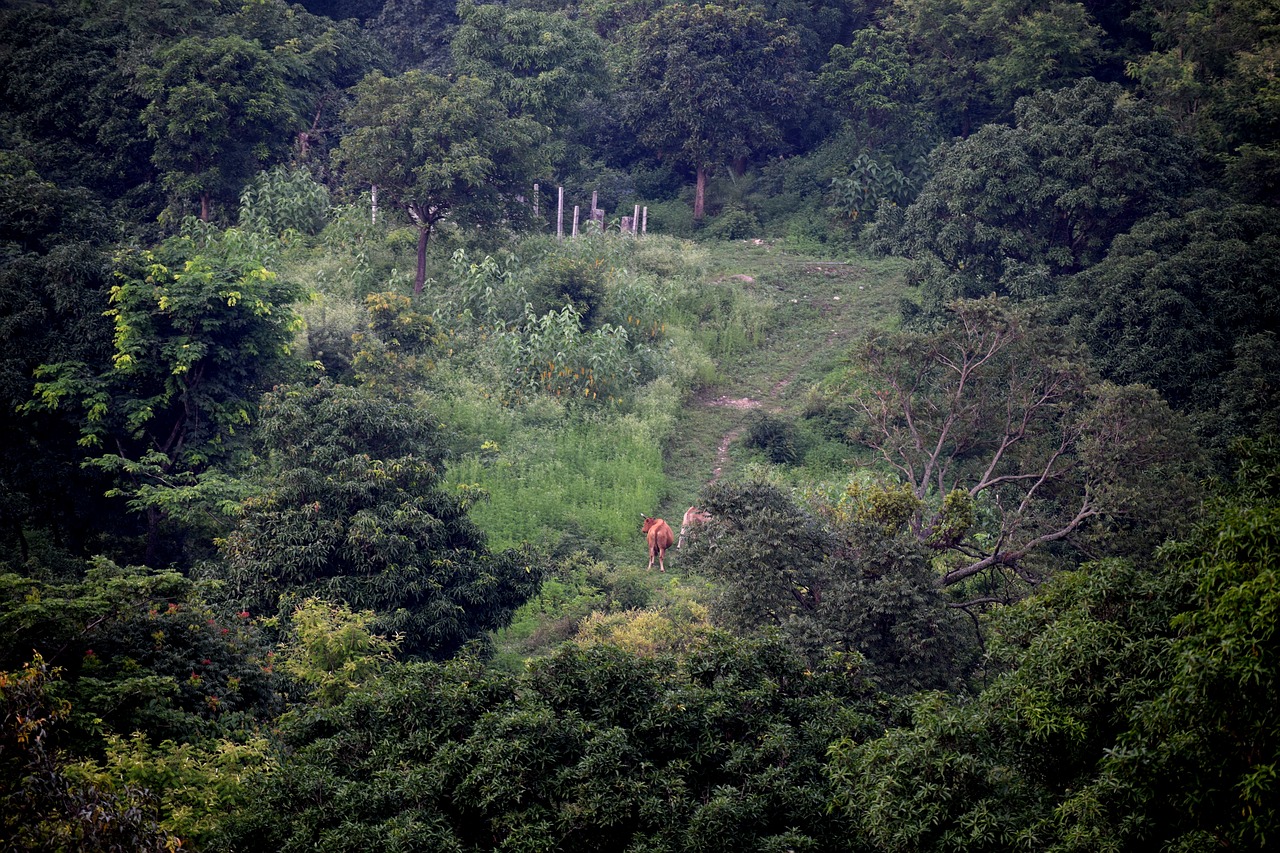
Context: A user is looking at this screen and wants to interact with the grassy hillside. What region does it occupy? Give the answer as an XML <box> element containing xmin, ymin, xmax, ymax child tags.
<box><xmin>426</xmin><ymin>234</ymin><xmax>911</xmax><ymax>664</ymax></box>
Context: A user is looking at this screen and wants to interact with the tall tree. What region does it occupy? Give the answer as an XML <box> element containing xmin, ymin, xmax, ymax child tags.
<box><xmin>686</xmin><ymin>480</ymin><xmax>978</xmax><ymax>693</ymax></box>
<box><xmin>221</xmin><ymin>634</ymin><xmax>876</xmax><ymax>851</ymax></box>
<box><xmin>137</xmin><ymin>35</ymin><xmax>301</xmax><ymax>223</ymax></box>
<box><xmin>0</xmin><ymin>153</ymin><xmax>118</xmax><ymax>562</ymax></box>
<box><xmin>333</xmin><ymin>70</ymin><xmax>545</xmax><ymax>293</ymax></box>
<box><xmin>829</xmin><ymin>440</ymin><xmax>1280</xmax><ymax>851</ymax></box>
<box><xmin>0</xmin><ymin>2</ymin><xmax>155</xmax><ymax>221</ymax></box>
<box><xmin>896</xmin><ymin>78</ymin><xmax>1197</xmax><ymax>310</ymax></box>
<box><xmin>1128</xmin><ymin>0</ymin><xmax>1280</xmax><ymax>202</ymax></box>
<box><xmin>23</xmin><ymin>223</ymin><xmax>304</xmax><ymax>565</ymax></box>
<box><xmin>1063</xmin><ymin>201</ymin><xmax>1280</xmax><ymax>450</ymax></box>
<box><xmin>844</xmin><ymin>297</ymin><xmax>1203</xmax><ymax>596</ymax></box>
<box><xmin>451</xmin><ymin>0</ymin><xmax>605</xmax><ymax>128</ymax></box>
<box><xmin>620</xmin><ymin>3</ymin><xmax>806</xmax><ymax>220</ymax></box>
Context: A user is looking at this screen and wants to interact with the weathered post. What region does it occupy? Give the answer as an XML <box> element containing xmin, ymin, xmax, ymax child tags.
<box><xmin>371</xmin><ymin>184</ymin><xmax>378</xmax><ymax>225</ymax></box>
<box><xmin>533</xmin><ymin>183</ymin><xmax>539</xmax><ymax>218</ymax></box>
<box><xmin>572</xmin><ymin>205</ymin><xmax>580</xmax><ymax>237</ymax></box>
<box><xmin>557</xmin><ymin>186</ymin><xmax>565</xmax><ymax>241</ymax></box>
<box><xmin>633</xmin><ymin>204</ymin><xmax>641</xmax><ymax>234</ymax></box>
<box><xmin>642</xmin><ymin>206</ymin><xmax>648</xmax><ymax>234</ymax></box>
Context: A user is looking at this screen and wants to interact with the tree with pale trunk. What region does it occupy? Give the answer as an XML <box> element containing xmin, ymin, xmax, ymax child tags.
<box><xmin>333</xmin><ymin>71</ymin><xmax>544</xmax><ymax>293</ymax></box>
<box><xmin>845</xmin><ymin>297</ymin><xmax>1203</xmax><ymax>598</ymax></box>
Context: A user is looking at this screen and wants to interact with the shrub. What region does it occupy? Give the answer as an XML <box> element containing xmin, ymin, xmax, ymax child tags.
<box><xmin>743</xmin><ymin>413</ymin><xmax>804</xmax><ymax>464</ymax></box>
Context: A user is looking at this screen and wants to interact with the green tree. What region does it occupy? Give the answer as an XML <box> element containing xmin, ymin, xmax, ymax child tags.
<box><xmin>23</xmin><ymin>222</ymin><xmax>304</xmax><ymax>565</ymax></box>
<box><xmin>973</xmin><ymin>0</ymin><xmax>1108</xmax><ymax>104</ymax></box>
<box><xmin>829</xmin><ymin>553</ymin><xmax>1195</xmax><ymax>852</ymax></box>
<box><xmin>1128</xmin><ymin>0</ymin><xmax>1280</xmax><ymax>201</ymax></box>
<box><xmin>333</xmin><ymin>70</ymin><xmax>545</xmax><ymax>293</ymax></box>
<box><xmin>238</xmin><ymin>165</ymin><xmax>331</xmax><ymax>237</ymax></box>
<box><xmin>451</xmin><ymin>0</ymin><xmax>605</xmax><ymax>128</ymax></box>
<box><xmin>830</xmin><ymin>440</ymin><xmax>1280</xmax><ymax>852</ymax></box>
<box><xmin>1063</xmin><ymin>202</ymin><xmax>1280</xmax><ymax>451</ymax></box>
<box><xmin>845</xmin><ymin>297</ymin><xmax>1204</xmax><ymax>594</ymax></box>
<box><xmin>0</xmin><ymin>559</ymin><xmax>279</xmax><ymax>748</ymax></box>
<box><xmin>0</xmin><ymin>153</ymin><xmax>119</xmax><ymax>563</ymax></box>
<box><xmin>222</xmin><ymin>634</ymin><xmax>878</xmax><ymax>851</ymax></box>
<box><xmin>1073</xmin><ymin>438</ymin><xmax>1280</xmax><ymax>850</ymax></box>
<box><xmin>896</xmin><ymin>78</ymin><xmax>1197</xmax><ymax>309</ymax></box>
<box><xmin>620</xmin><ymin>3</ymin><xmax>806</xmax><ymax>220</ymax></box>
<box><xmin>819</xmin><ymin>28</ymin><xmax>937</xmax><ymax>154</ymax></box>
<box><xmin>367</xmin><ymin>0</ymin><xmax>459</xmax><ymax>72</ymax></box>
<box><xmin>686</xmin><ymin>480</ymin><xmax>978</xmax><ymax>693</ymax></box>
<box><xmin>276</xmin><ymin>598</ymin><xmax>399</xmax><ymax>706</ymax></box>
<box><xmin>137</xmin><ymin>35</ymin><xmax>300</xmax><ymax>223</ymax></box>
<box><xmin>0</xmin><ymin>1</ymin><xmax>157</xmax><ymax>220</ymax></box>
<box><xmin>867</xmin><ymin>0</ymin><xmax>1114</xmax><ymax>138</ymax></box>
<box><xmin>215</xmin><ymin>380</ymin><xmax>539</xmax><ymax>659</ymax></box>
<box><xmin>1</xmin><ymin>656</ymin><xmax>178</xmax><ymax>852</ymax></box>
<box><xmin>870</xmin><ymin>0</ymin><xmax>991</xmax><ymax>136</ymax></box>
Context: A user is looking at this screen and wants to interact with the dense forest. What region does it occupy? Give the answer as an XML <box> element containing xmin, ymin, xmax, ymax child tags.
<box><xmin>1</xmin><ymin>0</ymin><xmax>1277</xmax><ymax>849</ymax></box>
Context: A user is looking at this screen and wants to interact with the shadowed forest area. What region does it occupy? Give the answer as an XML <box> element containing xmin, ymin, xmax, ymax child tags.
<box><xmin>1</xmin><ymin>0</ymin><xmax>1278</xmax><ymax>849</ymax></box>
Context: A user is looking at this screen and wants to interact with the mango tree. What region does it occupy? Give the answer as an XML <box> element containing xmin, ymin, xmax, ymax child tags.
<box><xmin>333</xmin><ymin>70</ymin><xmax>545</xmax><ymax>293</ymax></box>
<box><xmin>620</xmin><ymin>3</ymin><xmax>805</xmax><ymax>220</ymax></box>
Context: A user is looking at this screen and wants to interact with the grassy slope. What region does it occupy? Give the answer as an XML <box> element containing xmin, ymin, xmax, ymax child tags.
<box><xmin>659</xmin><ymin>241</ymin><xmax>909</xmax><ymax>518</ymax></box>
<box><xmin>484</xmin><ymin>237</ymin><xmax>911</xmax><ymax>663</ymax></box>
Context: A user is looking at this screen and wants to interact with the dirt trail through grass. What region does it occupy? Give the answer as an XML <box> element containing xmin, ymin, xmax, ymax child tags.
<box><xmin>660</xmin><ymin>243</ymin><xmax>908</xmax><ymax>513</ymax></box>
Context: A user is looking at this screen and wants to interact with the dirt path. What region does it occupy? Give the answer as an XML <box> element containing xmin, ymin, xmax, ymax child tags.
<box><xmin>664</xmin><ymin>252</ymin><xmax>894</xmax><ymax>505</ymax></box>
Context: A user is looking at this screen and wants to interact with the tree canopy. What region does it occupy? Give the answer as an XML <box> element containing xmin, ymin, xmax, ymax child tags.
<box><xmin>620</xmin><ymin>2</ymin><xmax>806</xmax><ymax>219</ymax></box>
<box><xmin>333</xmin><ymin>70</ymin><xmax>545</xmax><ymax>292</ymax></box>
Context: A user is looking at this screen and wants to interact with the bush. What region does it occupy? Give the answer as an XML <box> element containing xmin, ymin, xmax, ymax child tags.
<box><xmin>642</xmin><ymin>199</ymin><xmax>696</xmax><ymax>237</ymax></box>
<box><xmin>743</xmin><ymin>413</ymin><xmax>804</xmax><ymax>464</ymax></box>
<box><xmin>705</xmin><ymin>205</ymin><xmax>760</xmax><ymax>240</ymax></box>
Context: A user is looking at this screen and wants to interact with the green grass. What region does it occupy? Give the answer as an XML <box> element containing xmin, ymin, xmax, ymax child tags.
<box><xmin>445</xmin><ymin>386</ymin><xmax>676</xmax><ymax>554</ymax></box>
<box><xmin>422</xmin><ymin>234</ymin><xmax>913</xmax><ymax>660</ymax></box>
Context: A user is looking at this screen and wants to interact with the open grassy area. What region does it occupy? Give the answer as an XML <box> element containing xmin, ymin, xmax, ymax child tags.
<box><xmin>430</xmin><ymin>234</ymin><xmax>911</xmax><ymax>661</ymax></box>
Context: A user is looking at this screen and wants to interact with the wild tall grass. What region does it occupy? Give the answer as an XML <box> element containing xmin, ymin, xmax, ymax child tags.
<box><xmin>445</xmin><ymin>395</ymin><xmax>672</xmax><ymax>553</ymax></box>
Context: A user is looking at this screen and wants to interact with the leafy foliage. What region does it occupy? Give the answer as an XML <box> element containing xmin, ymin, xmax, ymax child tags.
<box><xmin>0</xmin><ymin>559</ymin><xmax>279</xmax><ymax>747</ymax></box>
<box><xmin>22</xmin><ymin>221</ymin><xmax>304</xmax><ymax>563</ymax></box>
<box><xmin>742</xmin><ymin>413</ymin><xmax>804</xmax><ymax>465</ymax></box>
<box><xmin>216</xmin><ymin>380</ymin><xmax>539</xmax><ymax>658</ymax></box>
<box><xmin>451</xmin><ymin>0</ymin><xmax>605</xmax><ymax>128</ymax></box>
<box><xmin>1</xmin><ymin>656</ymin><xmax>178</xmax><ymax>852</ymax></box>
<box><xmin>896</xmin><ymin>79</ymin><xmax>1197</xmax><ymax>310</ymax></box>
<box><xmin>137</xmin><ymin>35</ymin><xmax>300</xmax><ymax>222</ymax></box>
<box><xmin>620</xmin><ymin>2</ymin><xmax>806</xmax><ymax>219</ymax></box>
<box><xmin>829</xmin><ymin>444</ymin><xmax>1280</xmax><ymax>852</ymax></box>
<box><xmin>223</xmin><ymin>634</ymin><xmax>880</xmax><ymax>852</ymax></box>
<box><xmin>1063</xmin><ymin>201</ymin><xmax>1280</xmax><ymax>451</ymax></box>
<box><xmin>276</xmin><ymin>598</ymin><xmax>400</xmax><ymax>706</ymax></box>
<box><xmin>842</xmin><ymin>297</ymin><xmax>1204</xmax><ymax>590</ymax></box>
<box><xmin>687</xmin><ymin>480</ymin><xmax>977</xmax><ymax>692</ymax></box>
<box><xmin>239</xmin><ymin>166</ymin><xmax>331</xmax><ymax>238</ymax></box>
<box><xmin>332</xmin><ymin>70</ymin><xmax>545</xmax><ymax>291</ymax></box>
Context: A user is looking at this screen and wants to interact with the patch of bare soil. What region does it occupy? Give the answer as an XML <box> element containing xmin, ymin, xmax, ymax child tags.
<box><xmin>704</xmin><ymin>395</ymin><xmax>762</xmax><ymax>410</ymax></box>
<box><xmin>709</xmin><ymin>427</ymin><xmax>743</xmax><ymax>485</ymax></box>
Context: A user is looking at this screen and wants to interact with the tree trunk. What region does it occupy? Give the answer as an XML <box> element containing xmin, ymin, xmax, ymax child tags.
<box><xmin>200</xmin><ymin>192</ymin><xmax>211</xmax><ymax>222</ymax></box>
<box><xmin>415</xmin><ymin>224</ymin><xmax>430</xmax><ymax>294</ymax></box>
<box><xmin>694</xmin><ymin>166</ymin><xmax>708</xmax><ymax>221</ymax></box>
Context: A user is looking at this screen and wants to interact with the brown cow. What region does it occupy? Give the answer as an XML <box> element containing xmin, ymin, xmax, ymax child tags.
<box><xmin>677</xmin><ymin>505</ymin><xmax>711</xmax><ymax>549</ymax></box>
<box><xmin>641</xmin><ymin>515</ymin><xmax>675</xmax><ymax>572</ymax></box>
